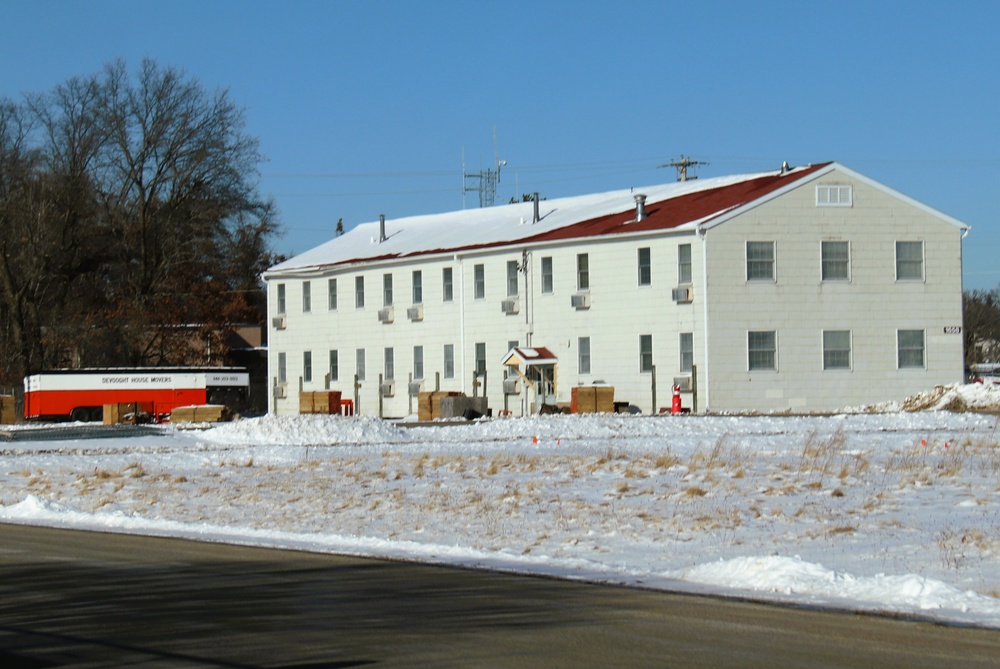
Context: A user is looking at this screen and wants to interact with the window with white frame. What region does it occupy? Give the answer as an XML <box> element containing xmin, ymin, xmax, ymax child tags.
<box><xmin>821</xmin><ymin>241</ymin><xmax>850</xmax><ymax>281</ymax></box>
<box><xmin>639</xmin><ymin>334</ymin><xmax>653</xmax><ymax>373</ymax></box>
<box><xmin>748</xmin><ymin>331</ymin><xmax>777</xmax><ymax>371</ymax></box>
<box><xmin>412</xmin><ymin>270</ymin><xmax>422</xmax><ymax>304</ymax></box>
<box><xmin>384</xmin><ymin>347</ymin><xmax>394</xmax><ymax>380</ymax></box>
<box><xmin>474</xmin><ymin>264</ymin><xmax>485</xmax><ymax>299</ymax></box>
<box><xmin>356</xmin><ymin>348</ymin><xmax>365</xmax><ymax>381</ymax></box>
<box><xmin>413</xmin><ymin>345</ymin><xmax>424</xmax><ymax>380</ymax></box>
<box><xmin>541</xmin><ymin>257</ymin><xmax>553</xmax><ymax>294</ymax></box>
<box><xmin>578</xmin><ymin>336</ymin><xmax>591</xmax><ymax>375</ymax></box>
<box><xmin>637</xmin><ymin>247</ymin><xmax>651</xmax><ymax>286</ymax></box>
<box><xmin>443</xmin><ymin>344</ymin><xmax>455</xmax><ymax>378</ymax></box>
<box><xmin>746</xmin><ymin>242</ymin><xmax>775</xmax><ymax>281</ymax></box>
<box><xmin>328</xmin><ymin>278</ymin><xmax>337</xmax><ymax>310</ymax></box>
<box><xmin>442</xmin><ymin>267</ymin><xmax>454</xmax><ymax>302</ymax></box>
<box><xmin>302</xmin><ymin>281</ymin><xmax>311</xmax><ymax>313</ymax></box>
<box><xmin>276</xmin><ymin>284</ymin><xmax>286</xmax><ymax>314</ymax></box>
<box><xmin>577</xmin><ymin>253</ymin><xmax>590</xmax><ymax>291</ymax></box>
<box><xmin>277</xmin><ymin>352</ymin><xmax>287</xmax><ymax>384</ymax></box>
<box><xmin>303</xmin><ymin>351</ymin><xmax>312</xmax><ymax>383</ymax></box>
<box><xmin>816</xmin><ymin>184</ymin><xmax>853</xmax><ymax>207</ymax></box>
<box><xmin>679</xmin><ymin>332</ymin><xmax>693</xmax><ymax>373</ymax></box>
<box><xmin>895</xmin><ymin>241</ymin><xmax>924</xmax><ymax>280</ymax></box>
<box><xmin>355</xmin><ymin>276</ymin><xmax>365</xmax><ymax>309</ymax></box>
<box><xmin>329</xmin><ymin>350</ymin><xmax>339</xmax><ymax>382</ymax></box>
<box><xmin>382</xmin><ymin>273</ymin><xmax>393</xmax><ymax>306</ymax></box>
<box><xmin>897</xmin><ymin>329</ymin><xmax>925</xmax><ymax>368</ymax></box>
<box><xmin>506</xmin><ymin>260</ymin><xmax>519</xmax><ymax>297</ymax></box>
<box><xmin>678</xmin><ymin>244</ymin><xmax>692</xmax><ymax>284</ymax></box>
<box><xmin>823</xmin><ymin>330</ymin><xmax>851</xmax><ymax>370</ymax></box>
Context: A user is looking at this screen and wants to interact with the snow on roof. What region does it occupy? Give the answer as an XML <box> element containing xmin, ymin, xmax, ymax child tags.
<box><xmin>266</xmin><ymin>163</ymin><xmax>830</xmax><ymax>275</ymax></box>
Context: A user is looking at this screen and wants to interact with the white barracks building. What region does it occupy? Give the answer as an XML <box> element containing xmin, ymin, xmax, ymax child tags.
<box><xmin>263</xmin><ymin>162</ymin><xmax>968</xmax><ymax>416</ymax></box>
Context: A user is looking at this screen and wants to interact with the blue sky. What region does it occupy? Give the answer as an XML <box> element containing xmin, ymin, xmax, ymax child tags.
<box><xmin>3</xmin><ymin>0</ymin><xmax>998</xmax><ymax>289</ymax></box>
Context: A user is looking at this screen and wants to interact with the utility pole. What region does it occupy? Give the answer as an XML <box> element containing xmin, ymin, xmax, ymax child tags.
<box><xmin>658</xmin><ymin>155</ymin><xmax>709</xmax><ymax>182</ymax></box>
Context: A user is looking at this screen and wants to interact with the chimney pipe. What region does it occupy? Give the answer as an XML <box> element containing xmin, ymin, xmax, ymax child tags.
<box><xmin>379</xmin><ymin>214</ymin><xmax>386</xmax><ymax>243</ymax></box>
<box><xmin>532</xmin><ymin>192</ymin><xmax>540</xmax><ymax>224</ymax></box>
<box><xmin>634</xmin><ymin>194</ymin><xmax>647</xmax><ymax>222</ymax></box>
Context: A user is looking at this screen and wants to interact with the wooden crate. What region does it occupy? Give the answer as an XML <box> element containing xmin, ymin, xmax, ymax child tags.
<box><xmin>1</xmin><ymin>395</ymin><xmax>16</xmax><ymax>424</ymax></box>
<box><xmin>572</xmin><ymin>386</ymin><xmax>615</xmax><ymax>414</ymax></box>
<box><xmin>299</xmin><ymin>391</ymin><xmax>343</xmax><ymax>415</ymax></box>
<box><xmin>417</xmin><ymin>391</ymin><xmax>461</xmax><ymax>420</ymax></box>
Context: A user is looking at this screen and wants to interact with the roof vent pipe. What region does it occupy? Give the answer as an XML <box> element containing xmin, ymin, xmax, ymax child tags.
<box><xmin>379</xmin><ymin>214</ymin><xmax>386</xmax><ymax>243</ymax></box>
<box><xmin>634</xmin><ymin>194</ymin><xmax>647</xmax><ymax>222</ymax></box>
<box><xmin>532</xmin><ymin>192</ymin><xmax>540</xmax><ymax>224</ymax></box>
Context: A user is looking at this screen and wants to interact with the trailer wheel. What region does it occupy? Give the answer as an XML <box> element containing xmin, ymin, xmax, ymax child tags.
<box><xmin>70</xmin><ymin>407</ymin><xmax>90</xmax><ymax>422</ymax></box>
<box><xmin>90</xmin><ymin>407</ymin><xmax>104</xmax><ymax>422</ymax></box>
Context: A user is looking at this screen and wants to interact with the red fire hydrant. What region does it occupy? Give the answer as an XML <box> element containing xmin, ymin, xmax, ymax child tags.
<box><xmin>671</xmin><ymin>384</ymin><xmax>683</xmax><ymax>414</ymax></box>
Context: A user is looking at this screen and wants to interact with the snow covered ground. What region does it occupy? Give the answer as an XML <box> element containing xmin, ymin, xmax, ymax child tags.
<box><xmin>2</xmin><ymin>383</ymin><xmax>1000</xmax><ymax>628</ymax></box>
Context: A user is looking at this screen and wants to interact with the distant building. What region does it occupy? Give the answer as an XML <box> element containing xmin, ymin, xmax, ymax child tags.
<box><xmin>262</xmin><ymin>162</ymin><xmax>968</xmax><ymax>416</ymax></box>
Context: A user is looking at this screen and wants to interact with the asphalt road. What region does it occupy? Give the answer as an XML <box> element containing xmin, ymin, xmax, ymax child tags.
<box><xmin>0</xmin><ymin>524</ymin><xmax>998</xmax><ymax>668</ymax></box>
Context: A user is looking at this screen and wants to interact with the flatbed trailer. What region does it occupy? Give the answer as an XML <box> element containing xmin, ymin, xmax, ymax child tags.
<box><xmin>24</xmin><ymin>368</ymin><xmax>249</xmax><ymax>422</ymax></box>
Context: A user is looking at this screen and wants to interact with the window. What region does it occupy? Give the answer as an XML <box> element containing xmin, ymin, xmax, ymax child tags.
<box><xmin>302</xmin><ymin>281</ymin><xmax>311</xmax><ymax>313</ymax></box>
<box><xmin>748</xmin><ymin>331</ymin><xmax>777</xmax><ymax>371</ymax></box>
<box><xmin>382</xmin><ymin>273</ymin><xmax>393</xmax><ymax>306</ymax></box>
<box><xmin>328</xmin><ymin>278</ymin><xmax>337</xmax><ymax>310</ymax></box>
<box><xmin>639</xmin><ymin>335</ymin><xmax>653</xmax><ymax>373</ymax></box>
<box><xmin>413</xmin><ymin>345</ymin><xmax>424</xmax><ymax>380</ymax></box>
<box><xmin>507</xmin><ymin>260</ymin><xmax>519</xmax><ymax>297</ymax></box>
<box><xmin>896</xmin><ymin>241</ymin><xmax>924</xmax><ymax>280</ymax></box>
<box><xmin>822</xmin><ymin>241</ymin><xmax>850</xmax><ymax>281</ymax></box>
<box><xmin>637</xmin><ymin>247</ymin><xmax>651</xmax><ymax>286</ymax></box>
<box><xmin>443</xmin><ymin>344</ymin><xmax>455</xmax><ymax>379</ymax></box>
<box><xmin>679</xmin><ymin>332</ymin><xmax>693</xmax><ymax>373</ymax></box>
<box><xmin>355</xmin><ymin>276</ymin><xmax>365</xmax><ymax>309</ymax></box>
<box><xmin>411</xmin><ymin>270</ymin><xmax>422</xmax><ymax>304</ymax></box>
<box><xmin>303</xmin><ymin>351</ymin><xmax>313</xmax><ymax>383</ymax></box>
<box><xmin>898</xmin><ymin>330</ymin><xmax>925</xmax><ymax>368</ymax></box>
<box><xmin>329</xmin><ymin>349</ymin><xmax>339</xmax><ymax>382</ymax></box>
<box><xmin>356</xmin><ymin>348</ymin><xmax>366</xmax><ymax>381</ymax></box>
<box><xmin>384</xmin><ymin>347</ymin><xmax>394</xmax><ymax>381</ymax></box>
<box><xmin>442</xmin><ymin>267</ymin><xmax>454</xmax><ymax>302</ymax></box>
<box><xmin>746</xmin><ymin>241</ymin><xmax>775</xmax><ymax>281</ymax></box>
<box><xmin>474</xmin><ymin>264</ymin><xmax>485</xmax><ymax>299</ymax></box>
<box><xmin>541</xmin><ymin>257</ymin><xmax>553</xmax><ymax>294</ymax></box>
<box><xmin>276</xmin><ymin>284</ymin><xmax>286</xmax><ymax>314</ymax></box>
<box><xmin>678</xmin><ymin>244</ymin><xmax>692</xmax><ymax>284</ymax></box>
<box><xmin>823</xmin><ymin>330</ymin><xmax>851</xmax><ymax>370</ymax></box>
<box><xmin>578</xmin><ymin>336</ymin><xmax>591</xmax><ymax>375</ymax></box>
<box><xmin>277</xmin><ymin>352</ymin><xmax>287</xmax><ymax>384</ymax></box>
<box><xmin>475</xmin><ymin>342</ymin><xmax>486</xmax><ymax>376</ymax></box>
<box><xmin>816</xmin><ymin>184</ymin><xmax>853</xmax><ymax>207</ymax></box>
<box><xmin>577</xmin><ymin>253</ymin><xmax>590</xmax><ymax>290</ymax></box>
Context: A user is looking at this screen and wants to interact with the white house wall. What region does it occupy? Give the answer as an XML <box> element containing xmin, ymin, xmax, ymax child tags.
<box><xmin>703</xmin><ymin>168</ymin><xmax>965</xmax><ymax>412</ymax></box>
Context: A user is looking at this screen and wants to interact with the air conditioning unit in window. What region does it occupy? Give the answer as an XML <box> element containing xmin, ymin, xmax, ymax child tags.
<box><xmin>571</xmin><ymin>293</ymin><xmax>591</xmax><ymax>310</ymax></box>
<box><xmin>501</xmin><ymin>298</ymin><xmax>519</xmax><ymax>315</ymax></box>
<box><xmin>672</xmin><ymin>286</ymin><xmax>693</xmax><ymax>303</ymax></box>
<box><xmin>377</xmin><ymin>307</ymin><xmax>394</xmax><ymax>323</ymax></box>
<box><xmin>272</xmin><ymin>384</ymin><xmax>287</xmax><ymax>399</ymax></box>
<box><xmin>502</xmin><ymin>377</ymin><xmax>521</xmax><ymax>395</ymax></box>
<box><xmin>271</xmin><ymin>315</ymin><xmax>287</xmax><ymax>330</ymax></box>
<box><xmin>408</xmin><ymin>381</ymin><xmax>423</xmax><ymax>397</ymax></box>
<box><xmin>406</xmin><ymin>305</ymin><xmax>423</xmax><ymax>321</ymax></box>
<box><xmin>380</xmin><ymin>381</ymin><xmax>395</xmax><ymax>397</ymax></box>
<box><xmin>672</xmin><ymin>376</ymin><xmax>692</xmax><ymax>392</ymax></box>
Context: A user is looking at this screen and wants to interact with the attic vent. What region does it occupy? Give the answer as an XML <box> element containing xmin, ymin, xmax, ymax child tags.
<box><xmin>816</xmin><ymin>184</ymin><xmax>853</xmax><ymax>207</ymax></box>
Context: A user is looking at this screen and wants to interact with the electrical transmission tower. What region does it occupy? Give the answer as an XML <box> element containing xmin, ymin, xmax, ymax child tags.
<box><xmin>658</xmin><ymin>155</ymin><xmax>709</xmax><ymax>182</ymax></box>
<box><xmin>463</xmin><ymin>127</ymin><xmax>506</xmax><ymax>208</ymax></box>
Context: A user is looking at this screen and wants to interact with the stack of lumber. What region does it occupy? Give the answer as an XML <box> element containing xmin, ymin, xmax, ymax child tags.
<box><xmin>417</xmin><ymin>390</ymin><xmax>462</xmax><ymax>421</ymax></box>
<box><xmin>299</xmin><ymin>391</ymin><xmax>343</xmax><ymax>415</ymax></box>
<box><xmin>571</xmin><ymin>386</ymin><xmax>615</xmax><ymax>413</ymax></box>
<box><xmin>103</xmin><ymin>402</ymin><xmax>154</xmax><ymax>425</ymax></box>
<box><xmin>0</xmin><ymin>396</ymin><xmax>16</xmax><ymax>424</ymax></box>
<box><xmin>170</xmin><ymin>405</ymin><xmax>232</xmax><ymax>423</ymax></box>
